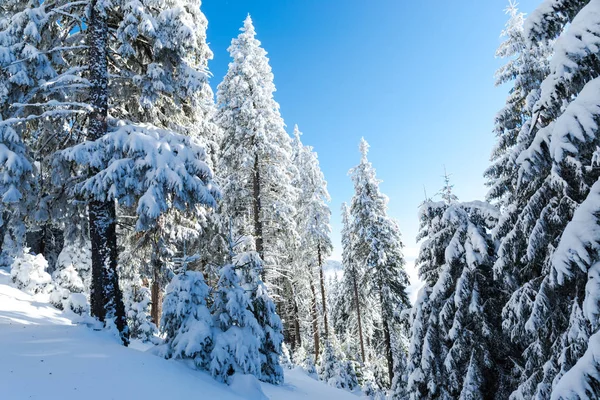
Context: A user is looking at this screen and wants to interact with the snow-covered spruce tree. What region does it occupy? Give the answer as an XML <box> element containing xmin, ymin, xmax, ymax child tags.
<box><xmin>216</xmin><ymin>15</ymin><xmax>297</xmax><ymax>294</ymax></box>
<box><xmin>481</xmin><ymin>2</ymin><xmax>555</xmax><ymax>397</ymax></box>
<box><xmin>0</xmin><ymin>0</ymin><xmax>60</xmax><ymax>265</ymax></box>
<box><xmin>43</xmin><ymin>0</ymin><xmax>216</xmax><ymax>341</ymax></box>
<box><xmin>1</xmin><ymin>0</ymin><xmax>219</xmax><ymax>344</ymax></box>
<box><xmin>123</xmin><ymin>275</ymin><xmax>157</xmax><ymax>342</ymax></box>
<box><xmin>288</xmin><ymin>125</ymin><xmax>333</xmax><ymax>357</ymax></box>
<box><xmin>485</xmin><ymin>0</ymin><xmax>550</xmax><ymax>210</ymax></box>
<box><xmin>339</xmin><ymin>201</ymin><xmax>368</xmax><ymax>363</ymax></box>
<box><xmin>235</xmin><ymin>251</ymin><xmax>285</xmax><ymax>384</ymax></box>
<box><xmin>11</xmin><ymin>250</ymin><xmax>52</xmax><ymax>294</ymax></box>
<box><xmin>160</xmin><ymin>263</ymin><xmax>213</xmax><ymax>368</ymax></box>
<box><xmin>48</xmin><ymin>218</ymin><xmax>92</xmax><ymax>314</ymax></box>
<box><xmin>494</xmin><ymin>1</ymin><xmax>600</xmax><ymax>397</ymax></box>
<box><xmin>210</xmin><ymin>254</ymin><xmax>262</xmax><ymax>383</ymax></box>
<box><xmin>348</xmin><ymin>138</ymin><xmax>410</xmax><ymax>384</ymax></box>
<box><xmin>0</xmin><ymin>0</ymin><xmax>89</xmax><ymax>275</ymax></box>
<box><xmin>118</xmin><ymin>207</ymin><xmax>207</xmax><ymax>329</ymax></box>
<box><xmin>317</xmin><ymin>340</ymin><xmax>358</xmax><ymax>390</ymax></box>
<box><xmin>362</xmin><ymin>361</ymin><xmax>388</xmax><ymax>400</ymax></box>
<box><xmin>406</xmin><ymin>194</ymin><xmax>509</xmax><ymax>399</ymax></box>
<box><xmin>390</xmin><ymin>341</ymin><xmax>409</xmax><ymax>399</ymax></box>
<box><xmin>318</xmin><ymin>341</ymin><xmax>340</xmax><ymax>386</ymax></box>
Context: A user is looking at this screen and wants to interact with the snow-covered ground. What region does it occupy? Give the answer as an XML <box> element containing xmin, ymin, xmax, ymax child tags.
<box><xmin>0</xmin><ymin>268</ymin><xmax>358</xmax><ymax>400</ymax></box>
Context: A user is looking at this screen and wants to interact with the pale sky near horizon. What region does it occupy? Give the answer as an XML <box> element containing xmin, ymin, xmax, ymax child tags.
<box><xmin>202</xmin><ymin>0</ymin><xmax>540</xmax><ymax>297</ymax></box>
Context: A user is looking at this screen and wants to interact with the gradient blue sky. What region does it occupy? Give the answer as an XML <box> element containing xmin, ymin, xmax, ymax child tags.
<box><xmin>202</xmin><ymin>0</ymin><xmax>538</xmax><ymax>282</ymax></box>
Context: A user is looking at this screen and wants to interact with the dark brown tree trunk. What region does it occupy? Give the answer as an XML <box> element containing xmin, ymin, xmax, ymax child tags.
<box><xmin>252</xmin><ymin>154</ymin><xmax>265</xmax><ymax>280</ymax></box>
<box><xmin>151</xmin><ymin>254</ymin><xmax>161</xmax><ymax>327</ymax></box>
<box><xmin>352</xmin><ymin>273</ymin><xmax>366</xmax><ymax>362</ymax></box>
<box><xmin>317</xmin><ymin>243</ymin><xmax>329</xmax><ymax>340</ymax></box>
<box><xmin>87</xmin><ymin>1</ymin><xmax>128</xmax><ymax>345</ymax></box>
<box><xmin>310</xmin><ymin>279</ymin><xmax>320</xmax><ymax>359</ymax></box>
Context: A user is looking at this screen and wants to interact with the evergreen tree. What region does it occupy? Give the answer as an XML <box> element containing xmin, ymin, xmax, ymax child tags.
<box><xmin>210</xmin><ymin>256</ymin><xmax>262</xmax><ymax>383</ymax></box>
<box><xmin>242</xmin><ymin>252</ymin><xmax>285</xmax><ymax>384</ymax></box>
<box><xmin>406</xmin><ymin>192</ymin><xmax>508</xmax><ymax>399</ymax></box>
<box><xmin>48</xmin><ymin>225</ymin><xmax>91</xmax><ymax>314</ymax></box>
<box><xmin>289</xmin><ymin>125</ymin><xmax>333</xmax><ymax>357</ymax></box>
<box><xmin>485</xmin><ymin>0</ymin><xmax>550</xmax><ymax>210</ymax></box>
<box><xmin>123</xmin><ymin>276</ymin><xmax>157</xmax><ymax>342</ymax></box>
<box><xmin>2</xmin><ymin>0</ymin><xmax>220</xmax><ymax>345</ymax></box>
<box><xmin>216</xmin><ymin>15</ymin><xmax>297</xmax><ymax>292</ymax></box>
<box><xmin>340</xmin><ymin>201</ymin><xmax>367</xmax><ymax>362</ymax></box>
<box><xmin>161</xmin><ymin>267</ymin><xmax>213</xmax><ymax>369</ymax></box>
<box><xmin>348</xmin><ymin>138</ymin><xmax>410</xmax><ymax>383</ymax></box>
<box><xmin>318</xmin><ymin>341</ymin><xmax>339</xmax><ymax>385</ymax></box>
<box><xmin>491</xmin><ymin>1</ymin><xmax>600</xmax><ymax>397</ymax></box>
<box><xmin>11</xmin><ymin>250</ymin><xmax>51</xmax><ymax>294</ymax></box>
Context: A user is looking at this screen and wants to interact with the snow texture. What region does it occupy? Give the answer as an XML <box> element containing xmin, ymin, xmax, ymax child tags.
<box><xmin>0</xmin><ymin>267</ymin><xmax>359</xmax><ymax>400</ymax></box>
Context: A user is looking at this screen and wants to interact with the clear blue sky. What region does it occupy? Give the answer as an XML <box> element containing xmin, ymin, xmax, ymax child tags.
<box><xmin>202</xmin><ymin>0</ymin><xmax>539</xmax><ymax>273</ymax></box>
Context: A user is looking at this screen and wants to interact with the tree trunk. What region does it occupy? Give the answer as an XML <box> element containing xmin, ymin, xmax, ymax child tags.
<box><xmin>87</xmin><ymin>1</ymin><xmax>128</xmax><ymax>345</ymax></box>
<box><xmin>293</xmin><ymin>295</ymin><xmax>302</xmax><ymax>350</ymax></box>
<box><xmin>89</xmin><ymin>200</ymin><xmax>128</xmax><ymax>345</ymax></box>
<box><xmin>317</xmin><ymin>243</ymin><xmax>329</xmax><ymax>340</ymax></box>
<box><xmin>382</xmin><ymin>310</ymin><xmax>394</xmax><ymax>385</ymax></box>
<box><xmin>252</xmin><ymin>154</ymin><xmax>265</xmax><ymax>280</ymax></box>
<box><xmin>310</xmin><ymin>279</ymin><xmax>320</xmax><ymax>359</ymax></box>
<box><xmin>151</xmin><ymin>253</ymin><xmax>162</xmax><ymax>327</ymax></box>
<box><xmin>0</xmin><ymin>211</ymin><xmax>9</xmax><ymax>264</ymax></box>
<box><xmin>352</xmin><ymin>272</ymin><xmax>366</xmax><ymax>362</ymax></box>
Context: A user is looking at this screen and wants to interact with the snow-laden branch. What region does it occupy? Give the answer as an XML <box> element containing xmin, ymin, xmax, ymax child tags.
<box><xmin>55</xmin><ymin>121</ymin><xmax>220</xmax><ymax>231</ymax></box>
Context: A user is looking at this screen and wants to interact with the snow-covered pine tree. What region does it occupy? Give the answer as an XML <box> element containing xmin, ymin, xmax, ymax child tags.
<box><xmin>339</xmin><ymin>201</ymin><xmax>368</xmax><ymax>363</ymax></box>
<box><xmin>288</xmin><ymin>125</ymin><xmax>333</xmax><ymax>357</ymax></box>
<box><xmin>318</xmin><ymin>341</ymin><xmax>339</xmax><ymax>384</ymax></box>
<box><xmin>316</xmin><ymin>339</ymin><xmax>358</xmax><ymax>390</ymax></box>
<box><xmin>0</xmin><ymin>0</ymin><xmax>64</xmax><ymax>265</ymax></box>
<box><xmin>406</xmin><ymin>188</ymin><xmax>509</xmax><ymax>399</ymax></box>
<box><xmin>48</xmin><ymin>218</ymin><xmax>91</xmax><ymax>314</ymax></box>
<box><xmin>11</xmin><ymin>250</ymin><xmax>51</xmax><ymax>294</ymax></box>
<box><xmin>123</xmin><ymin>276</ymin><xmax>157</xmax><ymax>342</ymax></box>
<box><xmin>361</xmin><ymin>361</ymin><xmax>388</xmax><ymax>400</ymax></box>
<box><xmin>236</xmin><ymin>251</ymin><xmax>285</xmax><ymax>384</ymax></box>
<box><xmin>2</xmin><ymin>0</ymin><xmax>220</xmax><ymax>345</ymax></box>
<box><xmin>479</xmin><ymin>3</ymin><xmax>559</xmax><ymax>397</ymax></box>
<box><xmin>348</xmin><ymin>138</ymin><xmax>410</xmax><ymax>384</ymax></box>
<box><xmin>210</xmin><ymin>257</ymin><xmax>262</xmax><ymax>383</ymax></box>
<box><xmin>485</xmin><ymin>0</ymin><xmax>550</xmax><ymax>211</ymax></box>
<box><xmin>216</xmin><ymin>15</ymin><xmax>297</xmax><ymax>295</ymax></box>
<box><xmin>160</xmin><ymin>265</ymin><xmax>213</xmax><ymax>369</ymax></box>
<box><xmin>47</xmin><ymin>0</ymin><xmax>219</xmax><ymax>345</ymax></box>
<box><xmin>497</xmin><ymin>1</ymin><xmax>600</xmax><ymax>397</ymax></box>
<box><xmin>389</xmin><ymin>340</ymin><xmax>409</xmax><ymax>399</ymax></box>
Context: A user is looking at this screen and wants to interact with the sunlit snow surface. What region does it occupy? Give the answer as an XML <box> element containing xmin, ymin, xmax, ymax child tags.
<box><xmin>0</xmin><ymin>268</ymin><xmax>359</xmax><ymax>400</ymax></box>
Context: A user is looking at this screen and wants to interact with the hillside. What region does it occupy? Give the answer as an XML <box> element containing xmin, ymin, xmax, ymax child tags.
<box><xmin>0</xmin><ymin>268</ymin><xmax>358</xmax><ymax>400</ymax></box>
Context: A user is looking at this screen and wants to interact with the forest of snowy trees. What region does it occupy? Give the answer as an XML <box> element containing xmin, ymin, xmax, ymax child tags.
<box><xmin>2</xmin><ymin>0</ymin><xmax>600</xmax><ymax>398</ymax></box>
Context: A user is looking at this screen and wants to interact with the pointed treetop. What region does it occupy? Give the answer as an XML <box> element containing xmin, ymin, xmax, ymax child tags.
<box><xmin>505</xmin><ymin>0</ymin><xmax>519</xmax><ymax>17</ymax></box>
<box><xmin>293</xmin><ymin>124</ymin><xmax>302</xmax><ymax>141</ymax></box>
<box><xmin>341</xmin><ymin>202</ymin><xmax>350</xmax><ymax>218</ymax></box>
<box><xmin>242</xmin><ymin>14</ymin><xmax>256</xmax><ymax>36</ymax></box>
<box><xmin>359</xmin><ymin>137</ymin><xmax>369</xmax><ymax>163</ymax></box>
<box><xmin>439</xmin><ymin>166</ymin><xmax>458</xmax><ymax>204</ymax></box>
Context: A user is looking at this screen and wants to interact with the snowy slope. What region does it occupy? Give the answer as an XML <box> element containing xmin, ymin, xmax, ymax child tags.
<box><xmin>0</xmin><ymin>268</ymin><xmax>359</xmax><ymax>400</ymax></box>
